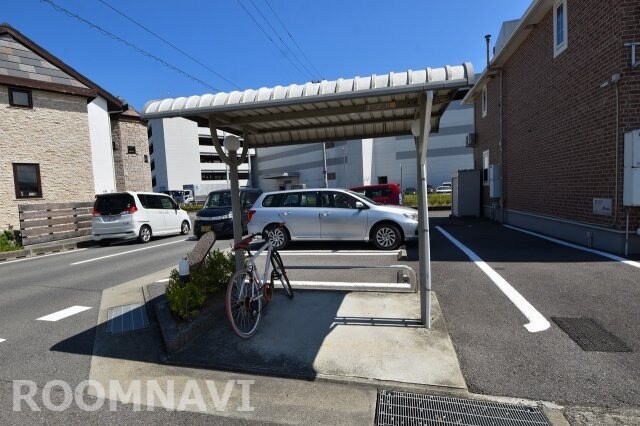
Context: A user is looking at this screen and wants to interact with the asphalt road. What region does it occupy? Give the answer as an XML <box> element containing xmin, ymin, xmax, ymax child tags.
<box><xmin>427</xmin><ymin>216</ymin><xmax>640</xmax><ymax>408</ymax></box>
<box><xmin>2</xmin><ymin>211</ymin><xmax>639</xmax><ymax>421</ymax></box>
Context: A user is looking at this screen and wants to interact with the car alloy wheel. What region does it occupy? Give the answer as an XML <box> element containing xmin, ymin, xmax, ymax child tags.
<box><xmin>181</xmin><ymin>221</ymin><xmax>190</xmax><ymax>235</ymax></box>
<box><xmin>139</xmin><ymin>226</ymin><xmax>151</xmax><ymax>243</ymax></box>
<box><xmin>373</xmin><ymin>223</ymin><xmax>401</xmax><ymax>250</ymax></box>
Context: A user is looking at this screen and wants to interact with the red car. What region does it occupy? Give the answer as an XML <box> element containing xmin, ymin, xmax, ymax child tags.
<box><xmin>349</xmin><ymin>183</ymin><xmax>402</xmax><ymax>205</ymax></box>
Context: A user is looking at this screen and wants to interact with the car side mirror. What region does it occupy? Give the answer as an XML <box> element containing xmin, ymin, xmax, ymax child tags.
<box><xmin>355</xmin><ymin>201</ymin><xmax>365</xmax><ymax>210</ymax></box>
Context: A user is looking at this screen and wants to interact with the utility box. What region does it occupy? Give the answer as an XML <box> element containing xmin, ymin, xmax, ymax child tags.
<box><xmin>489</xmin><ymin>164</ymin><xmax>502</xmax><ymax>198</ymax></box>
<box><xmin>452</xmin><ymin>169</ymin><xmax>481</xmax><ymax>217</ymax></box>
<box><xmin>624</xmin><ymin>130</ymin><xmax>640</xmax><ymax>206</ymax></box>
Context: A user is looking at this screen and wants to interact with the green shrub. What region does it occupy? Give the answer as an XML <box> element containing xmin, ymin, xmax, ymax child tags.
<box><xmin>165</xmin><ymin>249</ymin><xmax>236</xmax><ymax>320</ymax></box>
<box><xmin>181</xmin><ymin>204</ymin><xmax>204</xmax><ymax>212</ymax></box>
<box><xmin>0</xmin><ymin>227</ymin><xmax>21</xmax><ymax>253</ymax></box>
<box><xmin>165</xmin><ymin>279</ymin><xmax>206</xmax><ymax>321</ymax></box>
<box><xmin>402</xmin><ymin>194</ymin><xmax>452</xmax><ymax>208</ymax></box>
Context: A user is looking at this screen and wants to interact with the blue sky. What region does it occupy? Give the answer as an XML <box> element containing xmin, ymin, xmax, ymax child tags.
<box><xmin>3</xmin><ymin>0</ymin><xmax>531</xmax><ymax>110</ymax></box>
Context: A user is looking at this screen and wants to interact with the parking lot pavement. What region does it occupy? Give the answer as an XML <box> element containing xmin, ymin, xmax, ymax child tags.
<box><xmin>427</xmin><ymin>216</ymin><xmax>640</xmax><ymax>408</ymax></box>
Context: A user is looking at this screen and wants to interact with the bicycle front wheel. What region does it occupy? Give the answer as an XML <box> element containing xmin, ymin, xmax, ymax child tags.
<box><xmin>271</xmin><ymin>250</ymin><xmax>294</xmax><ymax>299</ymax></box>
<box><xmin>226</xmin><ymin>269</ymin><xmax>262</xmax><ymax>338</ymax></box>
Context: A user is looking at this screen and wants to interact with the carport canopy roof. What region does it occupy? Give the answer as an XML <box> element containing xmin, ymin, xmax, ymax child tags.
<box><xmin>141</xmin><ymin>63</ymin><xmax>475</xmax><ymax>148</ymax></box>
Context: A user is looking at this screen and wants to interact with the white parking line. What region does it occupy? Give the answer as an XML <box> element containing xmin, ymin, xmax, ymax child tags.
<box><xmin>36</xmin><ymin>306</ymin><xmax>92</xmax><ymax>322</ymax></box>
<box><xmin>504</xmin><ymin>224</ymin><xmax>640</xmax><ymax>269</ymax></box>
<box><xmin>0</xmin><ymin>339</ymin><xmax>5</xmax><ymax>343</ymax></box>
<box><xmin>436</xmin><ymin>226</ymin><xmax>550</xmax><ymax>333</ymax></box>
<box><xmin>0</xmin><ymin>248</ymin><xmax>88</xmax><ymax>266</ymax></box>
<box><xmin>70</xmin><ymin>239</ymin><xmax>189</xmax><ymax>265</ymax></box>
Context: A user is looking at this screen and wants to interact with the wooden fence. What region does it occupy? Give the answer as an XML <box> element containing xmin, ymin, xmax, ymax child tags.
<box><xmin>18</xmin><ymin>202</ymin><xmax>93</xmax><ymax>246</ymax></box>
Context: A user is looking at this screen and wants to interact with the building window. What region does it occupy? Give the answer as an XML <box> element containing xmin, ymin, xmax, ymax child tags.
<box><xmin>150</xmin><ymin>160</ymin><xmax>155</xmax><ymax>171</ymax></box>
<box><xmin>482</xmin><ymin>150</ymin><xmax>489</xmax><ymax>185</ymax></box>
<box><xmin>13</xmin><ymin>163</ymin><xmax>42</xmax><ymax>198</ymax></box>
<box><xmin>200</xmin><ymin>153</ymin><xmax>223</xmax><ymax>163</ymax></box>
<box><xmin>147</xmin><ymin>126</ymin><xmax>152</xmax><ymax>138</ymax></box>
<box><xmin>325</xmin><ymin>142</ymin><xmax>336</xmax><ymax>149</ymax></box>
<box><xmin>199</xmin><ymin>137</ymin><xmax>213</xmax><ymax>146</ymax></box>
<box><xmin>238</xmin><ymin>172</ymin><xmax>249</xmax><ymax>180</ymax></box>
<box><xmin>144</xmin><ymin>155</ymin><xmax>149</xmax><ymax>163</ymax></box>
<box><xmin>327</xmin><ymin>172</ymin><xmax>336</xmax><ymax>180</ymax></box>
<box><xmin>201</xmin><ymin>171</ymin><xmax>227</xmax><ymax>181</ymax></box>
<box><xmin>152</xmin><ymin>176</ymin><xmax>156</xmax><ymax>187</ymax></box>
<box><xmin>149</xmin><ymin>143</ymin><xmax>154</xmax><ymax>155</ymax></box>
<box><xmin>9</xmin><ymin>88</ymin><xmax>32</xmax><ymax>108</ymax></box>
<box><xmin>553</xmin><ymin>0</ymin><xmax>568</xmax><ymax>57</ymax></box>
<box><xmin>481</xmin><ymin>86</ymin><xmax>488</xmax><ymax>118</ymax></box>
<box><xmin>127</xmin><ymin>146</ymin><xmax>136</xmax><ymax>154</ymax></box>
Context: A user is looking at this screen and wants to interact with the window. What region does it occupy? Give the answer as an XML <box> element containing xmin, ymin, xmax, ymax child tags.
<box><xmin>152</xmin><ymin>176</ymin><xmax>156</xmax><ymax>187</ymax></box>
<box><xmin>199</xmin><ymin>137</ymin><xmax>213</xmax><ymax>146</ymax></box>
<box><xmin>325</xmin><ymin>142</ymin><xmax>336</xmax><ymax>149</ymax></box>
<box><xmin>9</xmin><ymin>88</ymin><xmax>32</xmax><ymax>108</ymax></box>
<box><xmin>144</xmin><ymin>155</ymin><xmax>149</xmax><ymax>163</ymax></box>
<box><xmin>377</xmin><ymin>176</ymin><xmax>388</xmax><ymax>184</ymax></box>
<box><xmin>150</xmin><ymin>160</ymin><xmax>155</xmax><ymax>171</ymax></box>
<box><xmin>201</xmin><ymin>171</ymin><xmax>226</xmax><ymax>181</ymax></box>
<box><xmin>327</xmin><ymin>172</ymin><xmax>336</xmax><ymax>181</ymax></box>
<box><xmin>200</xmin><ymin>153</ymin><xmax>222</xmax><ymax>163</ymax></box>
<box><xmin>13</xmin><ymin>163</ymin><xmax>42</xmax><ymax>198</ymax></box>
<box><xmin>238</xmin><ymin>172</ymin><xmax>249</xmax><ymax>180</ymax></box>
<box><xmin>553</xmin><ymin>0</ymin><xmax>568</xmax><ymax>57</ymax></box>
<box><xmin>481</xmin><ymin>86</ymin><xmax>488</xmax><ymax>117</ymax></box>
<box><xmin>127</xmin><ymin>146</ymin><xmax>136</xmax><ymax>154</ymax></box>
<box><xmin>482</xmin><ymin>150</ymin><xmax>489</xmax><ymax>185</ymax></box>
<box><xmin>147</xmin><ymin>126</ymin><xmax>152</xmax><ymax>138</ymax></box>
<box><xmin>149</xmin><ymin>143</ymin><xmax>154</xmax><ymax>155</ymax></box>
<box><xmin>334</xmin><ymin>192</ymin><xmax>358</xmax><ymax>209</ymax></box>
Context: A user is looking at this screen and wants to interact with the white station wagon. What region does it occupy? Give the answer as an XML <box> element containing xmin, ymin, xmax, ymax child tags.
<box><xmin>247</xmin><ymin>188</ymin><xmax>418</xmax><ymax>250</ymax></box>
<box><xmin>92</xmin><ymin>192</ymin><xmax>191</xmax><ymax>245</ymax></box>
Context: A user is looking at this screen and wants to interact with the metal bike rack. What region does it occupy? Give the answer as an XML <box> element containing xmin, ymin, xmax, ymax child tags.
<box><xmin>283</xmin><ymin>264</ymin><xmax>417</xmax><ymax>293</ymax></box>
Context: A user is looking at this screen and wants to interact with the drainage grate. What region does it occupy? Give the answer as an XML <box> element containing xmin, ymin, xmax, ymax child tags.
<box><xmin>552</xmin><ymin>317</ymin><xmax>631</xmax><ymax>352</ymax></box>
<box><xmin>106</xmin><ymin>303</ymin><xmax>150</xmax><ymax>335</ymax></box>
<box><xmin>375</xmin><ymin>390</ymin><xmax>549</xmax><ymax>426</ymax></box>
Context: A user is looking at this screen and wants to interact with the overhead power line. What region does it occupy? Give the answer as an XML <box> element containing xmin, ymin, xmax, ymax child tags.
<box><xmin>97</xmin><ymin>0</ymin><xmax>241</xmax><ymax>90</ymax></box>
<box><xmin>264</xmin><ymin>0</ymin><xmax>323</xmax><ymax>80</ymax></box>
<box><xmin>235</xmin><ymin>0</ymin><xmax>312</xmax><ymax>81</ymax></box>
<box><xmin>40</xmin><ymin>0</ymin><xmax>220</xmax><ymax>92</ymax></box>
<box><xmin>246</xmin><ymin>0</ymin><xmax>319</xmax><ymax>81</ymax></box>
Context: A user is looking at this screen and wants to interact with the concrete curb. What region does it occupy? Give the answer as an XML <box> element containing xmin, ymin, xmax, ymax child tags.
<box><xmin>0</xmin><ymin>235</ymin><xmax>95</xmax><ymax>262</ymax></box>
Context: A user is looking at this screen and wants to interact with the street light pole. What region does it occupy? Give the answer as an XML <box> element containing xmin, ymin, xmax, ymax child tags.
<box><xmin>342</xmin><ymin>147</ymin><xmax>347</xmax><ymax>188</ymax></box>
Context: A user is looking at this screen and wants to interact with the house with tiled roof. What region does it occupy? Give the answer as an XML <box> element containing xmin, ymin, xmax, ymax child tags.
<box><xmin>0</xmin><ymin>23</ymin><xmax>151</xmax><ymax>230</ymax></box>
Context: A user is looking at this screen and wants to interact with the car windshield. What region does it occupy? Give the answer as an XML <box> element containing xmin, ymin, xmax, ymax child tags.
<box><xmin>204</xmin><ymin>191</ymin><xmax>232</xmax><ymax>208</ymax></box>
<box><xmin>345</xmin><ymin>190</ymin><xmax>381</xmax><ymax>205</ymax></box>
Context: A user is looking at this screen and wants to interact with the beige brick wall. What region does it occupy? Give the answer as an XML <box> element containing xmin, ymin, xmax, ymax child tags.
<box><xmin>111</xmin><ymin>117</ymin><xmax>152</xmax><ymax>192</ymax></box>
<box><xmin>0</xmin><ymin>86</ymin><xmax>95</xmax><ymax>230</ymax></box>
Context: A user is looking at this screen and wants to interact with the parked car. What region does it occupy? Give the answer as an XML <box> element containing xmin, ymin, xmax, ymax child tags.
<box><xmin>194</xmin><ymin>188</ymin><xmax>263</xmax><ymax>239</ymax></box>
<box><xmin>435</xmin><ymin>185</ymin><xmax>452</xmax><ymax>193</ymax></box>
<box><xmin>247</xmin><ymin>188</ymin><xmax>418</xmax><ymax>250</ymax></box>
<box><xmin>349</xmin><ymin>183</ymin><xmax>402</xmax><ymax>205</ymax></box>
<box><xmin>161</xmin><ymin>190</ymin><xmax>194</xmax><ymax>205</ymax></box>
<box><xmin>92</xmin><ymin>192</ymin><xmax>191</xmax><ymax>245</ymax></box>
<box><xmin>404</xmin><ymin>187</ymin><xmax>417</xmax><ymax>195</ymax></box>
<box><xmin>441</xmin><ymin>182</ymin><xmax>452</xmax><ymax>189</ymax></box>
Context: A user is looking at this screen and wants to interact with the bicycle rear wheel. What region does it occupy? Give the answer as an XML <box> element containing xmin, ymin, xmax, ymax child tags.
<box><xmin>226</xmin><ymin>269</ymin><xmax>262</xmax><ymax>338</ymax></box>
<box><xmin>271</xmin><ymin>250</ymin><xmax>294</xmax><ymax>299</ymax></box>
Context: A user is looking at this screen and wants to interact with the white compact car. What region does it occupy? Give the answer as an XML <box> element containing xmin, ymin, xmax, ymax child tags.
<box><xmin>247</xmin><ymin>188</ymin><xmax>418</xmax><ymax>250</ymax></box>
<box><xmin>92</xmin><ymin>192</ymin><xmax>191</xmax><ymax>245</ymax></box>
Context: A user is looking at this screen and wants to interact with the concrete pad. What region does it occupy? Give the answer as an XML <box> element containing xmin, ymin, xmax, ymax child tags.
<box><xmin>172</xmin><ymin>290</ymin><xmax>467</xmax><ymax>390</ymax></box>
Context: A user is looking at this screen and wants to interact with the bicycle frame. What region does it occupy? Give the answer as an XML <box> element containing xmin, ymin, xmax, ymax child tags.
<box><xmin>242</xmin><ymin>239</ymin><xmax>275</xmax><ymax>302</ymax></box>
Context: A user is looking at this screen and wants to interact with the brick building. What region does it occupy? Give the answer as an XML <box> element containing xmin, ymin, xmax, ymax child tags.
<box><xmin>463</xmin><ymin>0</ymin><xmax>640</xmax><ymax>255</ymax></box>
<box><xmin>0</xmin><ymin>23</ymin><xmax>150</xmax><ymax>230</ymax></box>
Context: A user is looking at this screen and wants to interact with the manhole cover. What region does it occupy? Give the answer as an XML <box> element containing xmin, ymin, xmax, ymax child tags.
<box><xmin>106</xmin><ymin>303</ymin><xmax>150</xmax><ymax>335</ymax></box>
<box><xmin>375</xmin><ymin>390</ymin><xmax>549</xmax><ymax>425</ymax></box>
<box><xmin>552</xmin><ymin>317</ymin><xmax>631</xmax><ymax>352</ymax></box>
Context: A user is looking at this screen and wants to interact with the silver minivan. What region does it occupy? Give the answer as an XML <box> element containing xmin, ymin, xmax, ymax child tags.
<box><xmin>247</xmin><ymin>188</ymin><xmax>418</xmax><ymax>250</ymax></box>
<box><xmin>92</xmin><ymin>192</ymin><xmax>191</xmax><ymax>245</ymax></box>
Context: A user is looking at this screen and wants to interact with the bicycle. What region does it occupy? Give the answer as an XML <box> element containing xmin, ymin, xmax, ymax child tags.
<box><xmin>225</xmin><ymin>230</ymin><xmax>294</xmax><ymax>338</ymax></box>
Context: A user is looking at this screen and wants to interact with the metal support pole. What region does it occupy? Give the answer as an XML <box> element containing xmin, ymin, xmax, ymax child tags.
<box><xmin>414</xmin><ymin>91</ymin><xmax>433</xmax><ymax>328</ymax></box>
<box><xmin>228</xmin><ymin>151</ymin><xmax>244</xmax><ymax>272</ymax></box>
<box><xmin>322</xmin><ymin>142</ymin><xmax>328</xmax><ymax>188</ymax></box>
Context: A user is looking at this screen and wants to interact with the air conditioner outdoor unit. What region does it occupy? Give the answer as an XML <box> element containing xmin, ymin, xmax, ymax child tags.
<box><xmin>465</xmin><ymin>133</ymin><xmax>477</xmax><ymax>147</ymax></box>
<box><xmin>288</xmin><ymin>183</ymin><xmax>306</xmax><ymax>190</ymax></box>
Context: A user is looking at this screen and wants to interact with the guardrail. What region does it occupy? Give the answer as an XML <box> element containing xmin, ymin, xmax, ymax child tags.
<box><xmin>18</xmin><ymin>202</ymin><xmax>93</xmax><ymax>246</ymax></box>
